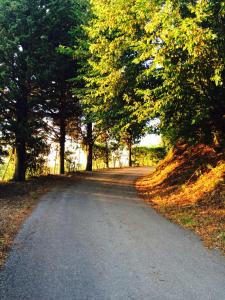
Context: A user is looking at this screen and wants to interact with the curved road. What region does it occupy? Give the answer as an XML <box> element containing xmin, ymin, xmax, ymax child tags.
<box><xmin>0</xmin><ymin>167</ymin><xmax>225</xmax><ymax>300</ymax></box>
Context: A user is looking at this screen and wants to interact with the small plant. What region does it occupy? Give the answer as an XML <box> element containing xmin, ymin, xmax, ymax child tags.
<box><xmin>180</xmin><ymin>216</ymin><xmax>197</xmax><ymax>226</ymax></box>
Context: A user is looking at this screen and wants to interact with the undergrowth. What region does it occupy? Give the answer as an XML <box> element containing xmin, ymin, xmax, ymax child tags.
<box><xmin>137</xmin><ymin>144</ymin><xmax>225</xmax><ymax>254</ymax></box>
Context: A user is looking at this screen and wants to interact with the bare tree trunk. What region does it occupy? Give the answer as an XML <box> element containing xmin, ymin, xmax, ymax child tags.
<box><xmin>128</xmin><ymin>144</ymin><xmax>132</xmax><ymax>167</ymax></box>
<box><xmin>86</xmin><ymin>122</ymin><xmax>93</xmax><ymax>171</ymax></box>
<box><xmin>14</xmin><ymin>96</ymin><xmax>28</xmax><ymax>181</ymax></box>
<box><xmin>59</xmin><ymin>117</ymin><xmax>66</xmax><ymax>174</ymax></box>
<box><xmin>105</xmin><ymin>140</ymin><xmax>109</xmax><ymax>168</ymax></box>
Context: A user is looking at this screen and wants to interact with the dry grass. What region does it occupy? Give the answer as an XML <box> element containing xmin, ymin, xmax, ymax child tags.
<box><xmin>136</xmin><ymin>144</ymin><xmax>225</xmax><ymax>254</ymax></box>
<box><xmin>0</xmin><ymin>175</ymin><xmax>75</xmax><ymax>268</ymax></box>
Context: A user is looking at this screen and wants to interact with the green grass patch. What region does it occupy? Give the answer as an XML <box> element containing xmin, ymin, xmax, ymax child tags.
<box><xmin>179</xmin><ymin>215</ymin><xmax>197</xmax><ymax>226</ymax></box>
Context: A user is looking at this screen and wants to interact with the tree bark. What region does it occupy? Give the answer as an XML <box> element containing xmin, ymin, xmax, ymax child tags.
<box><xmin>14</xmin><ymin>96</ymin><xmax>28</xmax><ymax>181</ymax></box>
<box><xmin>86</xmin><ymin>122</ymin><xmax>93</xmax><ymax>171</ymax></box>
<box><xmin>59</xmin><ymin>117</ymin><xmax>66</xmax><ymax>174</ymax></box>
<box><xmin>105</xmin><ymin>140</ymin><xmax>109</xmax><ymax>168</ymax></box>
<box><xmin>128</xmin><ymin>144</ymin><xmax>132</xmax><ymax>167</ymax></box>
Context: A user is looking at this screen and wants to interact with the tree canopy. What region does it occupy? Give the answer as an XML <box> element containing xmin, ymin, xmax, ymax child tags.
<box><xmin>81</xmin><ymin>0</ymin><xmax>225</xmax><ymax>147</ymax></box>
<box><xmin>0</xmin><ymin>0</ymin><xmax>224</xmax><ymax>180</ymax></box>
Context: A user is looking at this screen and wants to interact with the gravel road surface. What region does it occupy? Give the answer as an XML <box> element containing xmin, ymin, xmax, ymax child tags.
<box><xmin>0</xmin><ymin>167</ymin><xmax>225</xmax><ymax>300</ymax></box>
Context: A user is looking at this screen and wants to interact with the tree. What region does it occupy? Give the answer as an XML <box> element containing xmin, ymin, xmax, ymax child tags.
<box><xmin>0</xmin><ymin>0</ymin><xmax>87</xmax><ymax>180</ymax></box>
<box><xmin>132</xmin><ymin>146</ymin><xmax>166</xmax><ymax>166</ymax></box>
<box><xmin>59</xmin><ymin>0</ymin><xmax>94</xmax><ymax>171</ymax></box>
<box><xmin>134</xmin><ymin>0</ymin><xmax>225</xmax><ymax>146</ymax></box>
<box><xmin>84</xmin><ymin>0</ymin><xmax>225</xmax><ymax>149</ymax></box>
<box><xmin>42</xmin><ymin>0</ymin><xmax>86</xmax><ymax>174</ymax></box>
<box><xmin>0</xmin><ymin>0</ymin><xmax>52</xmax><ymax>181</ymax></box>
<box><xmin>79</xmin><ymin>0</ymin><xmax>149</xmax><ymax>167</ymax></box>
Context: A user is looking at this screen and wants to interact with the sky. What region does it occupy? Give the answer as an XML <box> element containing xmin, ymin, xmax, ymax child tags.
<box><xmin>138</xmin><ymin>134</ymin><xmax>162</xmax><ymax>147</ymax></box>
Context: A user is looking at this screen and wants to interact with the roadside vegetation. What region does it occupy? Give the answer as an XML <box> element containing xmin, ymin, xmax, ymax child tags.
<box><xmin>137</xmin><ymin>144</ymin><xmax>225</xmax><ymax>254</ymax></box>
<box><xmin>132</xmin><ymin>146</ymin><xmax>166</xmax><ymax>167</ymax></box>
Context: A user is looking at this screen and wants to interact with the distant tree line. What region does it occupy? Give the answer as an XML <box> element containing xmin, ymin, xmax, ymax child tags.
<box><xmin>0</xmin><ymin>0</ymin><xmax>224</xmax><ymax>181</ymax></box>
<box><xmin>132</xmin><ymin>146</ymin><xmax>166</xmax><ymax>166</ymax></box>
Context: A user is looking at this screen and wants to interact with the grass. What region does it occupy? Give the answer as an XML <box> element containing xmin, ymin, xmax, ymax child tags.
<box><xmin>136</xmin><ymin>143</ymin><xmax>225</xmax><ymax>254</ymax></box>
<box><xmin>179</xmin><ymin>215</ymin><xmax>197</xmax><ymax>226</ymax></box>
<box><xmin>0</xmin><ymin>175</ymin><xmax>76</xmax><ymax>268</ymax></box>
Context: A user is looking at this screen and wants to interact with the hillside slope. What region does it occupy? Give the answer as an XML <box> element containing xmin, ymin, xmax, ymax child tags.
<box><xmin>137</xmin><ymin>144</ymin><xmax>225</xmax><ymax>254</ymax></box>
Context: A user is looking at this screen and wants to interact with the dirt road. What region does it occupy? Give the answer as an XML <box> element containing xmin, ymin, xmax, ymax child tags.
<box><xmin>0</xmin><ymin>168</ymin><xmax>225</xmax><ymax>299</ymax></box>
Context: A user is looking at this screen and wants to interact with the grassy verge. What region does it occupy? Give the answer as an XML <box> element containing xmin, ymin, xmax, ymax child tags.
<box><xmin>136</xmin><ymin>144</ymin><xmax>225</xmax><ymax>254</ymax></box>
<box><xmin>0</xmin><ymin>175</ymin><xmax>75</xmax><ymax>268</ymax></box>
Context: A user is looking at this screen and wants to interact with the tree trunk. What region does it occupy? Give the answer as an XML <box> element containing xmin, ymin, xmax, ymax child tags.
<box><xmin>128</xmin><ymin>144</ymin><xmax>132</xmax><ymax>167</ymax></box>
<box><xmin>105</xmin><ymin>140</ymin><xmax>109</xmax><ymax>168</ymax></box>
<box><xmin>86</xmin><ymin>122</ymin><xmax>93</xmax><ymax>171</ymax></box>
<box><xmin>59</xmin><ymin>117</ymin><xmax>66</xmax><ymax>174</ymax></box>
<box><xmin>14</xmin><ymin>96</ymin><xmax>28</xmax><ymax>181</ymax></box>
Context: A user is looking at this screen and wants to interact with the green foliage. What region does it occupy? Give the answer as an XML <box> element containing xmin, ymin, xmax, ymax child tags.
<box><xmin>134</xmin><ymin>0</ymin><xmax>225</xmax><ymax>145</ymax></box>
<box><xmin>0</xmin><ymin>146</ymin><xmax>7</xmax><ymax>164</ymax></box>
<box><xmin>0</xmin><ymin>0</ymin><xmax>87</xmax><ymax>179</ymax></box>
<box><xmin>43</xmin><ymin>0</ymin><xmax>85</xmax><ymax>120</ymax></box>
<box><xmin>26</xmin><ymin>137</ymin><xmax>50</xmax><ymax>177</ymax></box>
<box><xmin>78</xmin><ymin>0</ymin><xmax>149</xmax><ymax>146</ymax></box>
<box><xmin>0</xmin><ymin>0</ymin><xmax>52</xmax><ymax>179</ymax></box>
<box><xmin>93</xmin><ymin>143</ymin><xmax>110</xmax><ymax>167</ymax></box>
<box><xmin>132</xmin><ymin>146</ymin><xmax>166</xmax><ymax>166</ymax></box>
<box><xmin>1</xmin><ymin>0</ymin><xmax>225</xmax><ymax>180</ymax></box>
<box><xmin>80</xmin><ymin>0</ymin><xmax>225</xmax><ymax>148</ymax></box>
